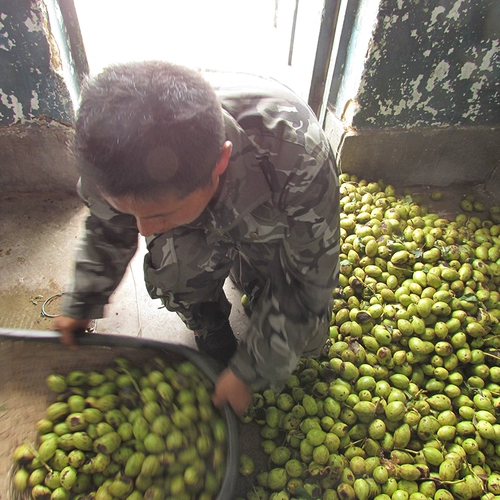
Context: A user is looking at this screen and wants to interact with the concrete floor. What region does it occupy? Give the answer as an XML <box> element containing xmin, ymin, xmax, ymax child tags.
<box><xmin>0</xmin><ymin>191</ymin><xmax>250</xmax><ymax>344</ymax></box>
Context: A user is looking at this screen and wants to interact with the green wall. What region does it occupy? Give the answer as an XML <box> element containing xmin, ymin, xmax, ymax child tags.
<box><xmin>354</xmin><ymin>0</ymin><xmax>500</xmax><ymax>129</ymax></box>
<box><xmin>326</xmin><ymin>0</ymin><xmax>500</xmax><ymax>193</ymax></box>
<box><xmin>0</xmin><ymin>0</ymin><xmax>86</xmax><ymax>125</ymax></box>
<box><xmin>0</xmin><ymin>0</ymin><xmax>87</xmax><ymax>193</ymax></box>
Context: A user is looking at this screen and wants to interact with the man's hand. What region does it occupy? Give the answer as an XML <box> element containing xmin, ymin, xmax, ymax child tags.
<box><xmin>51</xmin><ymin>316</ymin><xmax>91</xmax><ymax>347</ymax></box>
<box><xmin>212</xmin><ymin>368</ymin><xmax>253</xmax><ymax>416</ymax></box>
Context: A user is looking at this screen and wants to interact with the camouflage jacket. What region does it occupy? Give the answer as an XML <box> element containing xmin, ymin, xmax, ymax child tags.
<box><xmin>62</xmin><ymin>70</ymin><xmax>340</xmax><ymax>389</ymax></box>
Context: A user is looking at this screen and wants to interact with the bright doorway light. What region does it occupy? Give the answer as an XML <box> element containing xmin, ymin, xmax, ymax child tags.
<box><xmin>75</xmin><ymin>0</ymin><xmax>280</xmax><ymax>75</ymax></box>
<box><xmin>73</xmin><ymin>0</ymin><xmax>323</xmax><ymax>101</ymax></box>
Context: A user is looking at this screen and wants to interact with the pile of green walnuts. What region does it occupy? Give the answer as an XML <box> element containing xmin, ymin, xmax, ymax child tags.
<box><xmin>11</xmin><ymin>356</ymin><xmax>227</xmax><ymax>500</ymax></box>
<box><xmin>238</xmin><ymin>174</ymin><xmax>500</xmax><ymax>500</ymax></box>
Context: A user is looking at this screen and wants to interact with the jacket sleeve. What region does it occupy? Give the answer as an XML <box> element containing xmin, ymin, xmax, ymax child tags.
<box><xmin>229</xmin><ymin>150</ymin><xmax>340</xmax><ymax>389</ymax></box>
<box><xmin>61</xmin><ymin>178</ymin><xmax>139</xmax><ymax>319</ymax></box>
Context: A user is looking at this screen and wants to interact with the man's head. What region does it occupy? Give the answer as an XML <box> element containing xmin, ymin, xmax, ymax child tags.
<box><xmin>74</xmin><ymin>61</ymin><xmax>227</xmax><ymax>202</ymax></box>
<box><xmin>74</xmin><ymin>61</ymin><xmax>231</xmax><ymax>235</ymax></box>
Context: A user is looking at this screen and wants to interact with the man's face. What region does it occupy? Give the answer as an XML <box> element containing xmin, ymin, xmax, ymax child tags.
<box><xmin>103</xmin><ymin>141</ymin><xmax>232</xmax><ymax>237</ymax></box>
<box><xmin>104</xmin><ymin>181</ymin><xmax>219</xmax><ymax>237</ymax></box>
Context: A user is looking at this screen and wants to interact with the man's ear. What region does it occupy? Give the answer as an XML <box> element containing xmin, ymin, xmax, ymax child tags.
<box><xmin>215</xmin><ymin>141</ymin><xmax>232</xmax><ymax>175</ymax></box>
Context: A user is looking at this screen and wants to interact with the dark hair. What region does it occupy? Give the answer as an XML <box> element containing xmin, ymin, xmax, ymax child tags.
<box><xmin>74</xmin><ymin>61</ymin><xmax>225</xmax><ymax>200</ymax></box>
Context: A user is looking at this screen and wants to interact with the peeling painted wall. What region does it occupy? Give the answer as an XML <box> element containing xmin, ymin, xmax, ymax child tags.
<box><xmin>0</xmin><ymin>0</ymin><xmax>76</xmax><ymax>125</ymax></box>
<box><xmin>0</xmin><ymin>0</ymin><xmax>88</xmax><ymax>193</ymax></box>
<box><xmin>324</xmin><ymin>0</ymin><xmax>500</xmax><ymax>192</ymax></box>
<box><xmin>354</xmin><ymin>0</ymin><xmax>500</xmax><ymax>129</ymax></box>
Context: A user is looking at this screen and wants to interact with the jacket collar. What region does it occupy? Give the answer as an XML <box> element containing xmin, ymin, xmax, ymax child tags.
<box><xmin>186</xmin><ymin>111</ymin><xmax>272</xmax><ymax>234</ymax></box>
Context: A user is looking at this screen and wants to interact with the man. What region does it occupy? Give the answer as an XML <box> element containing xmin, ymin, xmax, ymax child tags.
<box><xmin>54</xmin><ymin>61</ymin><xmax>340</xmax><ymax>416</ymax></box>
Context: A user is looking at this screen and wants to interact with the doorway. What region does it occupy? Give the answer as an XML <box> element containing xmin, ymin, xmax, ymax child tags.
<box><xmin>73</xmin><ymin>0</ymin><xmax>325</xmax><ymax>102</ymax></box>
